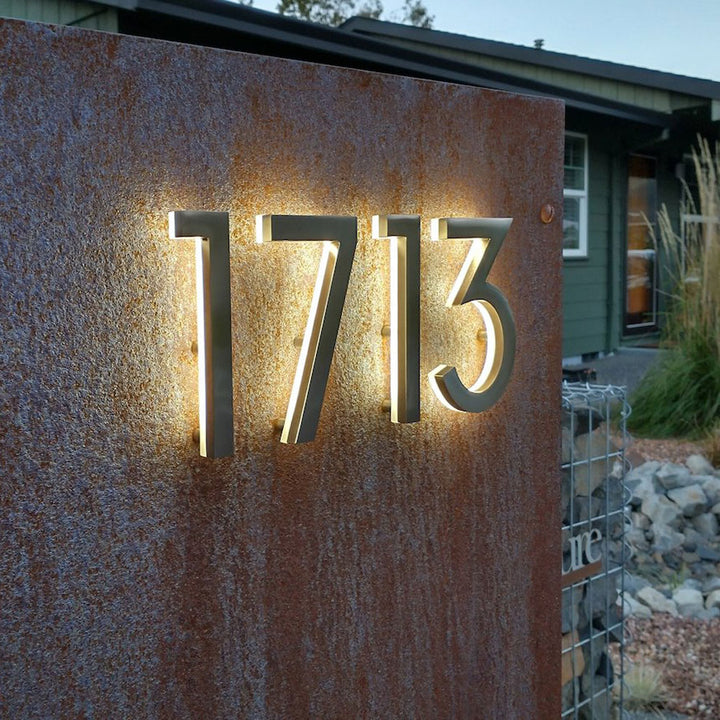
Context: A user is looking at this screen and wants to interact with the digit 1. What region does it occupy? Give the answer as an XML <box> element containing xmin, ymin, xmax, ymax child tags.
<box><xmin>429</xmin><ymin>217</ymin><xmax>516</xmax><ymax>413</ymax></box>
<box><xmin>257</xmin><ymin>215</ymin><xmax>357</xmax><ymax>444</ymax></box>
<box><xmin>372</xmin><ymin>215</ymin><xmax>421</xmax><ymax>423</ymax></box>
<box><xmin>169</xmin><ymin>211</ymin><xmax>234</xmax><ymax>458</ymax></box>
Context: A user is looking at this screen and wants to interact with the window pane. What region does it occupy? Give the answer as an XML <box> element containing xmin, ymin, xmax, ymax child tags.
<box><xmin>625</xmin><ymin>155</ymin><xmax>657</xmax><ymax>329</ymax></box>
<box><xmin>564</xmin><ymin>136</ymin><xmax>585</xmax><ymax>191</ymax></box>
<box><xmin>564</xmin><ymin>166</ymin><xmax>585</xmax><ymax>190</ymax></box>
<box><xmin>563</xmin><ymin>197</ymin><xmax>581</xmax><ymax>250</ymax></box>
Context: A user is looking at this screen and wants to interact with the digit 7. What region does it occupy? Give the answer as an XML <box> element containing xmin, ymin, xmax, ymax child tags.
<box><xmin>257</xmin><ymin>215</ymin><xmax>357</xmax><ymax>444</ymax></box>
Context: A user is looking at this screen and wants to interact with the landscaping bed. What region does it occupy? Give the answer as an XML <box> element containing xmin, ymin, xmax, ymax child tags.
<box><xmin>621</xmin><ymin>440</ymin><xmax>720</xmax><ymax>719</ymax></box>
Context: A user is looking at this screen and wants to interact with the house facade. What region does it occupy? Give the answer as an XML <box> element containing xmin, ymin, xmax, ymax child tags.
<box><xmin>341</xmin><ymin>19</ymin><xmax>720</xmax><ymax>359</ymax></box>
<box><xmin>4</xmin><ymin>0</ymin><xmax>719</xmax><ymax>359</ymax></box>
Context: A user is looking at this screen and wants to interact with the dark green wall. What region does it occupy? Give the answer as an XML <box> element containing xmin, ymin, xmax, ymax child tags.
<box><xmin>562</xmin><ymin>114</ymin><xmax>671</xmax><ymax>358</ymax></box>
<box><xmin>562</xmin><ymin>116</ymin><xmax>615</xmax><ymax>358</ymax></box>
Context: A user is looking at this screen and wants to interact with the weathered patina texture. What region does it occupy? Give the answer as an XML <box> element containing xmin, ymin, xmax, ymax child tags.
<box><xmin>0</xmin><ymin>19</ymin><xmax>564</xmax><ymax>718</ymax></box>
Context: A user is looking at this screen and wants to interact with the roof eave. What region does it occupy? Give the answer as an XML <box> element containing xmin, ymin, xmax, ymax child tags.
<box><xmin>109</xmin><ymin>0</ymin><xmax>670</xmax><ymax>126</ymax></box>
<box><xmin>342</xmin><ymin>16</ymin><xmax>720</xmax><ymax>100</ymax></box>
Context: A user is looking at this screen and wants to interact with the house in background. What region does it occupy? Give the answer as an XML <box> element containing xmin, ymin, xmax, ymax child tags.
<box><xmin>342</xmin><ymin>18</ymin><xmax>720</xmax><ymax>360</ymax></box>
<box><xmin>3</xmin><ymin>0</ymin><xmax>719</xmax><ymax>360</ymax></box>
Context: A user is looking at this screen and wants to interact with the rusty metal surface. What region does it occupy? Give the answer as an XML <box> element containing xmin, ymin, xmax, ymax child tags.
<box><xmin>0</xmin><ymin>19</ymin><xmax>564</xmax><ymax>719</ymax></box>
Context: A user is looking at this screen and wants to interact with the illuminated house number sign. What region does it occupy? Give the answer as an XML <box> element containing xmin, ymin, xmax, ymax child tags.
<box><xmin>169</xmin><ymin>212</ymin><xmax>516</xmax><ymax>457</ymax></box>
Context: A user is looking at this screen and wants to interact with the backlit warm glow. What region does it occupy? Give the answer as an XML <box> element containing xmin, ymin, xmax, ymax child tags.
<box><xmin>169</xmin><ymin>211</ymin><xmax>234</xmax><ymax>458</ymax></box>
<box><xmin>372</xmin><ymin>215</ymin><xmax>421</xmax><ymax>424</ymax></box>
<box><xmin>428</xmin><ymin>217</ymin><xmax>516</xmax><ymax>414</ymax></box>
<box><xmin>256</xmin><ymin>214</ymin><xmax>357</xmax><ymax>444</ymax></box>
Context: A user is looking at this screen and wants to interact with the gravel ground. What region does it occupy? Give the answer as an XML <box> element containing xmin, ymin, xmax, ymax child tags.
<box><xmin>624</xmin><ymin>615</ymin><xmax>720</xmax><ymax>718</ymax></box>
<box><xmin>628</xmin><ymin>437</ymin><xmax>708</xmax><ymax>466</ymax></box>
<box><xmin>620</xmin><ymin>439</ymin><xmax>718</xmax><ymax>720</ymax></box>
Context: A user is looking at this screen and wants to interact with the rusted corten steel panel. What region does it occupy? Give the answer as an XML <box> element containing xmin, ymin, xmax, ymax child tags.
<box><xmin>0</xmin><ymin>19</ymin><xmax>564</xmax><ymax>719</ymax></box>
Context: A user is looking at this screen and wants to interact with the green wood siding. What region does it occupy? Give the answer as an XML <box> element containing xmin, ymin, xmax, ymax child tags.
<box><xmin>376</xmin><ymin>38</ymin><xmax>704</xmax><ymax>115</ymax></box>
<box><xmin>562</xmin><ymin>132</ymin><xmax>613</xmax><ymax>358</ymax></box>
<box><xmin>0</xmin><ymin>0</ymin><xmax>117</xmax><ymax>30</ymax></box>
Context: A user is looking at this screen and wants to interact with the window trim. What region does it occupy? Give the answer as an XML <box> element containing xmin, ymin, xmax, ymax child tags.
<box><xmin>563</xmin><ymin>132</ymin><xmax>589</xmax><ymax>259</ymax></box>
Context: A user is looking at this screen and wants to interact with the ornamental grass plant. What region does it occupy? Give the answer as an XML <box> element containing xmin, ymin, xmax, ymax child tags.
<box><xmin>623</xmin><ymin>661</ymin><xmax>668</xmax><ymax>713</ymax></box>
<box><xmin>629</xmin><ymin>137</ymin><xmax>720</xmax><ymax>439</ymax></box>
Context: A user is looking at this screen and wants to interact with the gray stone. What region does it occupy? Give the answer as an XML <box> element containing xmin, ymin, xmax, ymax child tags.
<box><xmin>713</xmin><ymin>502</ymin><xmax>720</xmax><ymax>516</ymax></box>
<box><xmin>563</xmin><ymin>402</ymin><xmax>604</xmax><ymax>436</ymax></box>
<box><xmin>562</xmin><ymin>595</ymin><xmax>581</xmax><ymax>633</ymax></box>
<box><xmin>625</xmin><ymin>460</ymin><xmax>661</xmax><ymax>486</ymax></box>
<box><xmin>562</xmin><ymin>426</ymin><xmax>573</xmax><ymax>465</ymax></box>
<box><xmin>680</xmin><ymin>577</ymin><xmax>703</xmax><ymax>591</ymax></box>
<box><xmin>705</xmin><ymin>588</ymin><xmax>720</xmax><ymax>610</ymax></box>
<box><xmin>683</xmin><ymin>527</ymin><xmax>704</xmax><ymax>546</ymax></box>
<box><xmin>581</xmin><ymin>685</ymin><xmax>613</xmax><ymax>720</ymax></box>
<box><xmin>626</xmin><ymin>527</ymin><xmax>650</xmax><ymax>552</ymax></box>
<box><xmin>682</xmin><ymin>536</ymin><xmax>697</xmax><ymax>552</ymax></box>
<box><xmin>605</xmin><ymin>540</ymin><xmax>623</xmax><ymax>566</ymax></box>
<box><xmin>594</xmin><ymin>473</ymin><xmax>625</xmax><ymax>511</ymax></box>
<box><xmin>570</xmin><ymin>496</ymin><xmax>603</xmax><ymax>523</ymax></box>
<box><xmin>624</xmin><ymin>572</ymin><xmax>651</xmax><ymax>595</ymax></box>
<box><xmin>561</xmin><ymin>470</ymin><xmax>571</xmax><ymax>523</ymax></box>
<box><xmin>656</xmin><ymin>462</ymin><xmax>694</xmax><ymax>490</ymax></box>
<box><xmin>609</xmin><ymin>515</ymin><xmax>624</xmax><ymax>540</ymax></box>
<box><xmin>642</xmin><ymin>493</ymin><xmax>683</xmax><ymax>527</ymax></box>
<box><xmin>667</xmin><ymin>484</ymin><xmax>708</xmax><ymax>517</ymax></box>
<box><xmin>672</xmin><ymin>587</ymin><xmax>705</xmax><ymax>617</ymax></box>
<box><xmin>628</xmin><ymin>476</ymin><xmax>656</xmax><ymax>508</ymax></box>
<box><xmin>687</xmin><ymin>453</ymin><xmax>716</xmax><ymax>476</ymax></box>
<box><xmin>599</xmin><ymin>604</ymin><xmax>623</xmax><ymax>642</ymax></box>
<box><xmin>651</xmin><ymin>523</ymin><xmax>685</xmax><ymax>552</ymax></box>
<box><xmin>690</xmin><ymin>561</ymin><xmax>718</xmax><ymax>579</ymax></box>
<box><xmin>701</xmin><ymin>476</ymin><xmax>720</xmax><ymax>505</ymax></box>
<box><xmin>573</xmin><ymin>429</ymin><xmax>617</xmax><ymax>495</ymax></box>
<box><xmin>561</xmin><ymin>678</ymin><xmax>579</xmax><ymax>713</ymax></box>
<box><xmin>637</xmin><ymin>586</ymin><xmax>679</xmax><ymax>616</ymax></box>
<box><xmin>581</xmin><ymin>638</ymin><xmax>610</xmax><ymax>695</ymax></box>
<box><xmin>696</xmin><ymin>543</ymin><xmax>720</xmax><ymax>562</ymax></box>
<box><xmin>585</xmin><ymin>575</ymin><xmax>618</xmax><ymax>618</ymax></box>
<box><xmin>622</xmin><ymin>593</ymin><xmax>652</xmax><ymax>618</ymax></box>
<box><xmin>703</xmin><ymin>576</ymin><xmax>720</xmax><ymax>594</ymax></box>
<box><xmin>631</xmin><ymin>511</ymin><xmax>651</xmax><ymax>530</ymax></box>
<box><xmin>695</xmin><ymin>607</ymin><xmax>720</xmax><ymax>621</ymax></box>
<box><xmin>692</xmin><ymin>512</ymin><xmax>719</xmax><ymax>538</ymax></box>
<box><xmin>662</xmin><ymin>548</ymin><xmax>683</xmax><ymax>570</ymax></box>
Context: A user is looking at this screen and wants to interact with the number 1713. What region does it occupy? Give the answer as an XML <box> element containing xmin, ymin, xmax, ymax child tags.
<box><xmin>170</xmin><ymin>212</ymin><xmax>516</xmax><ymax>456</ymax></box>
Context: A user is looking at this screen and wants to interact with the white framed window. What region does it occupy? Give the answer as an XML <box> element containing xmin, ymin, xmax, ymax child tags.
<box><xmin>563</xmin><ymin>132</ymin><xmax>588</xmax><ymax>258</ymax></box>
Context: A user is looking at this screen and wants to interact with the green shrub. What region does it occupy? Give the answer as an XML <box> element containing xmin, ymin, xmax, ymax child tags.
<box><xmin>629</xmin><ymin>137</ymin><xmax>720</xmax><ymax>438</ymax></box>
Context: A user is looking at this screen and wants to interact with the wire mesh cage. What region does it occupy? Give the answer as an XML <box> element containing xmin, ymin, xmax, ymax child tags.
<box><xmin>561</xmin><ymin>383</ymin><xmax>630</xmax><ymax>719</ymax></box>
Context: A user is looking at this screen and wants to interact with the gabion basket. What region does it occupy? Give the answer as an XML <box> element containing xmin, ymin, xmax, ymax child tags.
<box><xmin>561</xmin><ymin>383</ymin><xmax>630</xmax><ymax>719</ymax></box>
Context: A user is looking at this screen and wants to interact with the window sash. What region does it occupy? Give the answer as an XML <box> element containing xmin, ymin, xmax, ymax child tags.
<box><xmin>563</xmin><ymin>133</ymin><xmax>588</xmax><ymax>258</ymax></box>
